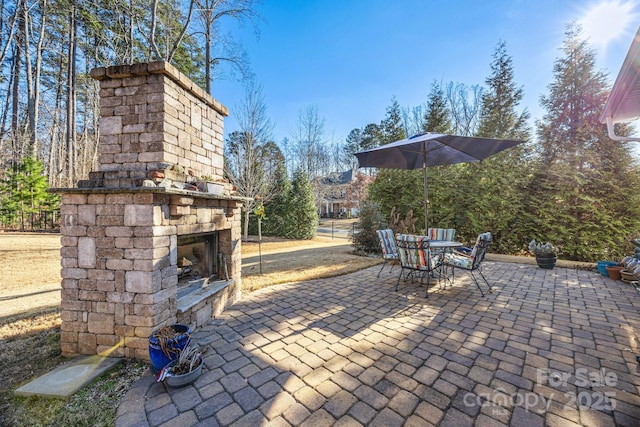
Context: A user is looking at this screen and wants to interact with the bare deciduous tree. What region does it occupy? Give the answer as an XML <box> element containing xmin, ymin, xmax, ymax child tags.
<box><xmin>224</xmin><ymin>82</ymin><xmax>277</xmax><ymax>241</ymax></box>
<box><xmin>194</xmin><ymin>0</ymin><xmax>259</xmax><ymax>94</ymax></box>
<box><xmin>291</xmin><ymin>105</ymin><xmax>329</xmax><ymax>180</ymax></box>
<box><xmin>446</xmin><ymin>82</ymin><xmax>483</xmax><ymax>136</ymax></box>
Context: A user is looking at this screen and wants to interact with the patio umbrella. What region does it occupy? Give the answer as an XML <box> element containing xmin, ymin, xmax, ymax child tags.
<box><xmin>354</xmin><ymin>132</ymin><xmax>525</xmax><ymax>232</ymax></box>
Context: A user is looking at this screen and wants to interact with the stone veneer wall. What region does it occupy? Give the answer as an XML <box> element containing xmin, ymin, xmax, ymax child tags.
<box><xmin>56</xmin><ymin>62</ymin><xmax>244</xmax><ymax>359</ymax></box>
<box><xmin>88</xmin><ymin>61</ymin><xmax>228</xmax><ymax>187</ymax></box>
<box><xmin>59</xmin><ymin>189</ymin><xmax>242</xmax><ymax>359</ymax></box>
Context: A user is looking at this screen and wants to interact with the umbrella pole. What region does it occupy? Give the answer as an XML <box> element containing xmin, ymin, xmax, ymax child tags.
<box><xmin>423</xmin><ymin>159</ymin><xmax>428</xmax><ymax>235</ymax></box>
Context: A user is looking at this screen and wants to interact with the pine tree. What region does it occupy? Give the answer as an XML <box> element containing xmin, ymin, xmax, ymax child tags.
<box><xmin>423</xmin><ymin>81</ymin><xmax>452</xmax><ymax>134</ymax></box>
<box><xmin>533</xmin><ymin>23</ymin><xmax>640</xmax><ymax>260</ymax></box>
<box><xmin>379</xmin><ymin>96</ymin><xmax>405</xmax><ymax>144</ymax></box>
<box><xmin>477</xmin><ymin>41</ymin><xmax>530</xmax><ymax>140</ymax></box>
<box><xmin>0</xmin><ymin>156</ymin><xmax>56</xmax><ymax>215</ymax></box>
<box><xmin>455</xmin><ymin>41</ymin><xmax>532</xmax><ymax>251</ymax></box>
<box><xmin>361</xmin><ymin>123</ymin><xmax>382</xmax><ymax>149</ymax></box>
<box><xmin>288</xmin><ymin>170</ymin><xmax>318</xmax><ymax>240</ymax></box>
<box><xmin>343</xmin><ymin>128</ymin><xmax>364</xmax><ymax>170</ymax></box>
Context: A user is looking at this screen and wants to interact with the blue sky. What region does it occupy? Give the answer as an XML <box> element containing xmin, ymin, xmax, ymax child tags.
<box><xmin>210</xmin><ymin>0</ymin><xmax>640</xmax><ymax>144</ymax></box>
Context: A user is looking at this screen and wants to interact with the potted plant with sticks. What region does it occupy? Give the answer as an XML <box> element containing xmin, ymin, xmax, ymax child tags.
<box><xmin>529</xmin><ymin>239</ymin><xmax>559</xmax><ymax>269</ymax></box>
<box><xmin>156</xmin><ymin>343</ymin><xmax>204</xmax><ymax>387</ymax></box>
<box><xmin>148</xmin><ymin>324</ymin><xmax>191</xmax><ymax>372</ymax></box>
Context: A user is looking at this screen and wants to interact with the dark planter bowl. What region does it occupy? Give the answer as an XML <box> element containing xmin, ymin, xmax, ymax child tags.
<box><xmin>535</xmin><ymin>254</ymin><xmax>557</xmax><ymax>269</ymax></box>
<box><xmin>165</xmin><ymin>357</ymin><xmax>203</xmax><ymax>387</ymax></box>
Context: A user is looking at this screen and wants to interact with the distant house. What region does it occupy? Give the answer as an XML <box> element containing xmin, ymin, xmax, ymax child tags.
<box><xmin>316</xmin><ymin>170</ymin><xmax>358</xmax><ymax>218</ymax></box>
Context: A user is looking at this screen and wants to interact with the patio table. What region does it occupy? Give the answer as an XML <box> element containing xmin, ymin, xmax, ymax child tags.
<box><xmin>427</xmin><ymin>240</ymin><xmax>463</xmax><ymax>285</ymax></box>
<box><xmin>428</xmin><ymin>240</ymin><xmax>463</xmax><ymax>250</ymax></box>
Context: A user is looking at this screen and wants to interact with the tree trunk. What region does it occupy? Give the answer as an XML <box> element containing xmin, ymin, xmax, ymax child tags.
<box><xmin>243</xmin><ymin>209</ymin><xmax>250</xmax><ymax>242</ymax></box>
<box><xmin>30</xmin><ymin>0</ymin><xmax>47</xmax><ymax>155</ymax></box>
<box><xmin>205</xmin><ymin>19</ymin><xmax>211</xmax><ymax>94</ymax></box>
<box><xmin>47</xmin><ymin>54</ymin><xmax>65</xmax><ymax>187</ymax></box>
<box><xmin>11</xmin><ymin>41</ymin><xmax>22</xmax><ymax>166</ymax></box>
<box><xmin>128</xmin><ymin>0</ymin><xmax>134</xmax><ymax>64</ymax></box>
<box><xmin>65</xmin><ymin>1</ymin><xmax>77</xmax><ymax>186</ymax></box>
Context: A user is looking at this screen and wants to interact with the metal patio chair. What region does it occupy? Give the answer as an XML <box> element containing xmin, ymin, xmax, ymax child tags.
<box><xmin>444</xmin><ymin>232</ymin><xmax>493</xmax><ymax>297</ymax></box>
<box><xmin>395</xmin><ymin>234</ymin><xmax>442</xmax><ymax>297</ymax></box>
<box><xmin>376</xmin><ymin>229</ymin><xmax>399</xmax><ymax>277</ymax></box>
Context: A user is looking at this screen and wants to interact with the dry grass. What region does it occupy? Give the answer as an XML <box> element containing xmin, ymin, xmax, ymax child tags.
<box><xmin>0</xmin><ymin>233</ymin><xmax>62</xmax><ymax>291</ymax></box>
<box><xmin>241</xmin><ymin>236</ymin><xmax>380</xmax><ymax>291</ymax></box>
<box><xmin>0</xmin><ymin>229</ymin><xmax>380</xmax><ymax>425</ymax></box>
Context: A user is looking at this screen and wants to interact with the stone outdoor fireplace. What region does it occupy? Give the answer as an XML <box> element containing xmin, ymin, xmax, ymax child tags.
<box><xmin>54</xmin><ymin>61</ymin><xmax>245</xmax><ymax>360</ymax></box>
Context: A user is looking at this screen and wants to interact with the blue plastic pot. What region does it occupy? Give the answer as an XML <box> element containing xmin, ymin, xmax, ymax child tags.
<box><xmin>597</xmin><ymin>261</ymin><xmax>618</xmax><ymax>277</ymax></box>
<box><xmin>149</xmin><ymin>324</ymin><xmax>191</xmax><ymax>372</ymax></box>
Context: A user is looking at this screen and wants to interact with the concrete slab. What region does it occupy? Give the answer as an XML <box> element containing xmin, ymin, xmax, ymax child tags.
<box><xmin>15</xmin><ymin>355</ymin><xmax>123</xmax><ymax>399</ymax></box>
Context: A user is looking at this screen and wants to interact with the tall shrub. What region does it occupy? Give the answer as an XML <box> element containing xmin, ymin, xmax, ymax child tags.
<box><xmin>261</xmin><ymin>163</ymin><xmax>291</xmax><ymax>236</ymax></box>
<box><xmin>351</xmin><ymin>199</ymin><xmax>387</xmax><ymax>254</ymax></box>
<box><xmin>533</xmin><ymin>24</ymin><xmax>640</xmax><ymax>260</ymax></box>
<box><xmin>287</xmin><ymin>170</ymin><xmax>318</xmax><ymax>239</ymax></box>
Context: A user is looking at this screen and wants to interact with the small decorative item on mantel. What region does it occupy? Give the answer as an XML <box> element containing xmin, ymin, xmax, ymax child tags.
<box><xmin>529</xmin><ymin>239</ymin><xmax>559</xmax><ymax>269</ymax></box>
<box><xmin>195</xmin><ymin>177</ymin><xmax>228</xmax><ymax>195</ymax></box>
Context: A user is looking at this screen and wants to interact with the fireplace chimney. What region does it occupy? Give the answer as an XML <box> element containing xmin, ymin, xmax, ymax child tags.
<box><xmin>54</xmin><ymin>62</ymin><xmax>245</xmax><ymax>360</ymax></box>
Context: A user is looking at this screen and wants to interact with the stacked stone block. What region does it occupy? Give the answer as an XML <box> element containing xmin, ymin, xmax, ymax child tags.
<box><xmin>56</xmin><ymin>62</ymin><xmax>244</xmax><ymax>359</ymax></box>
<box><xmin>59</xmin><ymin>190</ymin><xmax>242</xmax><ymax>358</ymax></box>
<box><xmin>87</xmin><ymin>61</ymin><xmax>228</xmax><ymax>188</ymax></box>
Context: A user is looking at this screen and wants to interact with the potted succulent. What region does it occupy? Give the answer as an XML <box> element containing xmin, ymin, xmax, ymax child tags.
<box><xmin>156</xmin><ymin>343</ymin><xmax>203</xmax><ymax>387</ymax></box>
<box><xmin>529</xmin><ymin>239</ymin><xmax>559</xmax><ymax>269</ymax></box>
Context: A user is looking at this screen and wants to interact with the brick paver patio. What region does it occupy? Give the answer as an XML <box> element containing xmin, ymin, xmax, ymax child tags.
<box><xmin>116</xmin><ymin>261</ymin><xmax>640</xmax><ymax>426</ymax></box>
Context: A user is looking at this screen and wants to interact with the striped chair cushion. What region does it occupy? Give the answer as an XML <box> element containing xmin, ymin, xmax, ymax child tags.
<box><xmin>445</xmin><ymin>253</ymin><xmax>474</xmax><ymax>269</ymax></box>
<box><xmin>427</xmin><ymin>228</ymin><xmax>456</xmax><ymax>241</ymax></box>
<box><xmin>445</xmin><ymin>232</ymin><xmax>492</xmax><ymax>270</ymax></box>
<box><xmin>377</xmin><ymin>229</ymin><xmax>399</xmax><ymax>260</ymax></box>
<box><xmin>396</xmin><ymin>234</ymin><xmax>439</xmax><ymax>270</ymax></box>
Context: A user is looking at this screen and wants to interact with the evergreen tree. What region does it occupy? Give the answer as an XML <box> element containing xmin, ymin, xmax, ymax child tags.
<box><xmin>456</xmin><ymin>41</ymin><xmax>532</xmax><ymax>251</ymax></box>
<box><xmin>423</xmin><ymin>81</ymin><xmax>452</xmax><ymax>134</ymax></box>
<box><xmin>343</xmin><ymin>128</ymin><xmax>364</xmax><ymax>170</ymax></box>
<box><xmin>379</xmin><ymin>96</ymin><xmax>405</xmax><ymax>144</ymax></box>
<box><xmin>368</xmin><ymin>92</ymin><xmax>458</xmax><ymax>233</ymax></box>
<box><xmin>0</xmin><ymin>156</ymin><xmax>56</xmax><ymax>215</ymax></box>
<box><xmin>262</xmin><ymin>162</ymin><xmax>291</xmax><ymax>236</ymax></box>
<box><xmin>368</xmin><ymin>99</ymin><xmax>418</xmax><ymax>226</ymax></box>
<box><xmin>368</xmin><ymin>168</ymin><xmax>423</xmax><ymax>229</ymax></box>
<box><xmin>421</xmin><ymin>80</ymin><xmax>458</xmax><ymax>231</ymax></box>
<box><xmin>288</xmin><ymin>170</ymin><xmax>318</xmax><ymax>239</ymax></box>
<box><xmin>534</xmin><ymin>23</ymin><xmax>640</xmax><ymax>260</ymax></box>
<box><xmin>477</xmin><ymin>41</ymin><xmax>530</xmax><ymax>140</ymax></box>
<box><xmin>361</xmin><ymin>123</ymin><xmax>382</xmax><ymax>149</ymax></box>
